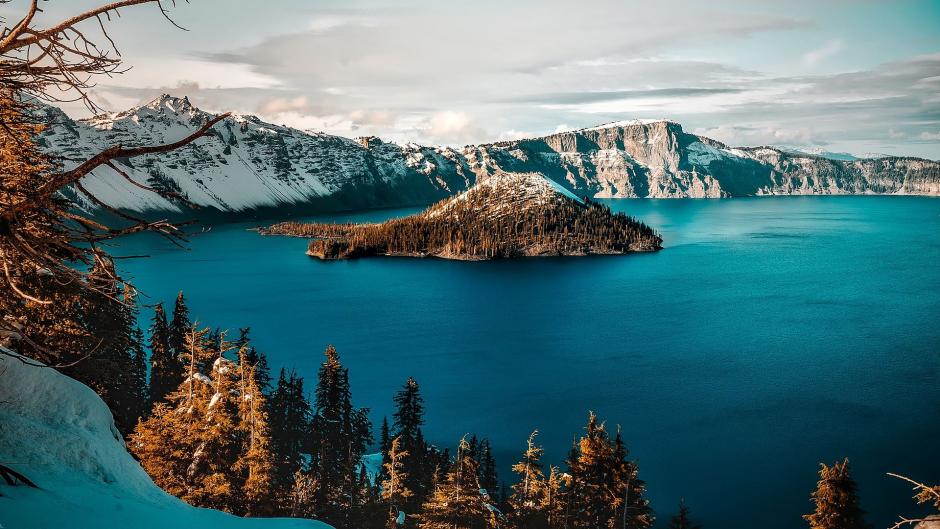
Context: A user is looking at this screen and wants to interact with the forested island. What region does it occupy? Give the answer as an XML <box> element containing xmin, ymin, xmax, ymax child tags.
<box><xmin>260</xmin><ymin>173</ymin><xmax>663</xmax><ymax>260</ymax></box>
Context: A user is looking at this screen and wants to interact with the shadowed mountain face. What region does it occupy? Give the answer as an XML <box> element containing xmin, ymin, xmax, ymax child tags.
<box><xmin>37</xmin><ymin>96</ymin><xmax>940</xmax><ymax>219</ymax></box>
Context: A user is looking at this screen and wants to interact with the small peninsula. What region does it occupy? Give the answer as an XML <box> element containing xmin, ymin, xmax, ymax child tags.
<box><xmin>260</xmin><ymin>173</ymin><xmax>663</xmax><ymax>260</ymax></box>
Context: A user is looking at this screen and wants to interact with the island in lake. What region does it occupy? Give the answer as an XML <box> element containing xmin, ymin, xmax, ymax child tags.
<box><xmin>260</xmin><ymin>173</ymin><xmax>663</xmax><ymax>260</ymax></box>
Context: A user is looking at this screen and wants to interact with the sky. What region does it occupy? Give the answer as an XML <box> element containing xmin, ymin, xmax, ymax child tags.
<box><xmin>5</xmin><ymin>0</ymin><xmax>940</xmax><ymax>157</ymax></box>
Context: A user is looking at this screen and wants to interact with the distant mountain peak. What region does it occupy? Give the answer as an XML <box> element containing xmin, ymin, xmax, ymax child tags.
<box><xmin>143</xmin><ymin>93</ymin><xmax>194</xmax><ymax>113</ymax></box>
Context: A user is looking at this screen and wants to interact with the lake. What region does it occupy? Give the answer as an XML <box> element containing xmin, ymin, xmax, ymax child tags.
<box><xmin>114</xmin><ymin>196</ymin><xmax>940</xmax><ymax>529</ymax></box>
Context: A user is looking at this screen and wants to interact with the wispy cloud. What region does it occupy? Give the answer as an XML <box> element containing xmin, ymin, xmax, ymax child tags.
<box><xmin>803</xmin><ymin>39</ymin><xmax>845</xmax><ymax>66</ymax></box>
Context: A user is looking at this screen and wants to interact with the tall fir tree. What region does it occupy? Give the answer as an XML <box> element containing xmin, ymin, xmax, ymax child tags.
<box><xmin>509</xmin><ymin>430</ymin><xmax>551</xmax><ymax>529</ymax></box>
<box><xmin>612</xmin><ymin>426</ymin><xmax>653</xmax><ymax>529</ymax></box>
<box><xmin>803</xmin><ymin>459</ymin><xmax>869</xmax><ymax>529</ymax></box>
<box><xmin>379</xmin><ymin>416</ymin><xmax>392</xmax><ymax>483</ymax></box>
<box><xmin>392</xmin><ymin>377</ymin><xmax>431</xmax><ymax>510</ymax></box>
<box><xmin>479</xmin><ymin>439</ymin><xmax>498</xmax><ymax>496</ymax></box>
<box><xmin>418</xmin><ymin>437</ymin><xmax>497</xmax><ymax>529</ymax></box>
<box><xmin>269</xmin><ymin>368</ymin><xmax>312</xmax><ymax>512</ymax></box>
<box><xmin>669</xmin><ymin>501</ymin><xmax>702</xmax><ymax>529</ymax></box>
<box><xmin>148</xmin><ymin>302</ymin><xmax>180</xmax><ymax>405</ymax></box>
<box><xmin>563</xmin><ymin>414</ymin><xmax>652</xmax><ymax>529</ymax></box>
<box><xmin>382</xmin><ymin>436</ymin><xmax>414</xmax><ymax>528</ymax></box>
<box><xmin>307</xmin><ymin>345</ymin><xmax>372</xmax><ymax>528</ymax></box>
<box><xmin>67</xmin><ymin>259</ymin><xmax>140</xmax><ymax>435</ymax></box>
<box><xmin>238</xmin><ymin>327</ymin><xmax>272</xmax><ymax>394</ymax></box>
<box><xmin>236</xmin><ymin>348</ymin><xmax>275</xmax><ymax>516</ymax></box>
<box><xmin>131</xmin><ymin>325</ymin><xmax>215</xmax><ymax>505</ymax></box>
<box><xmin>129</xmin><ymin>326</ymin><xmax>150</xmax><ymax>422</ymax></box>
<box><xmin>132</xmin><ymin>325</ymin><xmax>275</xmax><ymax>516</ymax></box>
<box><xmin>169</xmin><ymin>291</ymin><xmax>191</xmax><ymax>359</ymax></box>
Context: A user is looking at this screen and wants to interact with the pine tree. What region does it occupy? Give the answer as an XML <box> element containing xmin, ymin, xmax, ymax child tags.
<box><xmin>669</xmin><ymin>501</ymin><xmax>702</xmax><ymax>529</ymax></box>
<box><xmin>129</xmin><ymin>326</ymin><xmax>150</xmax><ymax>422</ymax></box>
<box><xmin>185</xmin><ymin>331</ymin><xmax>240</xmax><ymax>512</ymax></box>
<box><xmin>269</xmin><ymin>368</ymin><xmax>311</xmax><ymax>512</ymax></box>
<box><xmin>133</xmin><ymin>325</ymin><xmax>278</xmax><ymax>516</ymax></box>
<box><xmin>803</xmin><ymin>459</ymin><xmax>869</xmax><ymax>529</ymax></box>
<box><xmin>418</xmin><ymin>437</ymin><xmax>496</xmax><ymax>529</ymax></box>
<box><xmin>148</xmin><ymin>302</ymin><xmax>180</xmax><ymax>404</ymax></box>
<box><xmin>392</xmin><ymin>377</ymin><xmax>430</xmax><ymax>509</ymax></box>
<box><xmin>169</xmin><ymin>291</ymin><xmax>191</xmax><ymax>358</ymax></box>
<box><xmin>236</xmin><ymin>348</ymin><xmax>275</xmax><ymax>516</ymax></box>
<box><xmin>382</xmin><ymin>436</ymin><xmax>414</xmax><ymax>528</ymax></box>
<box><xmin>238</xmin><ymin>327</ymin><xmax>272</xmax><ymax>394</ymax></box>
<box><xmin>67</xmin><ymin>259</ymin><xmax>139</xmax><ymax>435</ymax></box>
<box><xmin>131</xmin><ymin>328</ymin><xmax>215</xmax><ymax>504</ymax></box>
<box><xmin>291</xmin><ymin>469</ymin><xmax>318</xmax><ymax>518</ymax></box>
<box><xmin>612</xmin><ymin>426</ymin><xmax>653</xmax><ymax>529</ymax></box>
<box><xmin>563</xmin><ymin>414</ymin><xmax>652</xmax><ymax>529</ymax></box>
<box><xmin>379</xmin><ymin>416</ymin><xmax>392</xmax><ymax>483</ymax></box>
<box><xmin>509</xmin><ymin>430</ymin><xmax>551</xmax><ymax>529</ymax></box>
<box><xmin>479</xmin><ymin>439</ymin><xmax>498</xmax><ymax>496</ymax></box>
<box><xmin>307</xmin><ymin>345</ymin><xmax>372</xmax><ymax>528</ymax></box>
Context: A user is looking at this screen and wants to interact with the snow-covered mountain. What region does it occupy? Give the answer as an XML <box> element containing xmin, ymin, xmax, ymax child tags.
<box><xmin>0</xmin><ymin>348</ymin><xmax>332</xmax><ymax>529</ymax></box>
<box><xmin>37</xmin><ymin>95</ymin><xmax>940</xmax><ymax>219</ymax></box>
<box><xmin>37</xmin><ymin>95</ymin><xmax>474</xmax><ymax>218</ymax></box>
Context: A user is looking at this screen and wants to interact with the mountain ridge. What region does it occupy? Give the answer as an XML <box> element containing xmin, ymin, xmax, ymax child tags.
<box><xmin>36</xmin><ymin>94</ymin><xmax>940</xmax><ymax>219</ymax></box>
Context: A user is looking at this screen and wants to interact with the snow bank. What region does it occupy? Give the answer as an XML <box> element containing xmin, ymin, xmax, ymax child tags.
<box><xmin>0</xmin><ymin>348</ymin><xmax>331</xmax><ymax>529</ymax></box>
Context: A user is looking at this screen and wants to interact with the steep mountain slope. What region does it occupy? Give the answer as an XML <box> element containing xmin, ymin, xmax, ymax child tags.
<box><xmin>0</xmin><ymin>348</ymin><xmax>331</xmax><ymax>529</ymax></box>
<box><xmin>37</xmin><ymin>95</ymin><xmax>474</xmax><ymax>217</ymax></box>
<box><xmin>38</xmin><ymin>96</ymin><xmax>940</xmax><ymax>219</ymax></box>
<box><xmin>262</xmin><ymin>172</ymin><xmax>662</xmax><ymax>260</ymax></box>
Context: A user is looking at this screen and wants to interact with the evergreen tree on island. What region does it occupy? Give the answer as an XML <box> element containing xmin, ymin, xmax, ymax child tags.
<box><xmin>803</xmin><ymin>459</ymin><xmax>869</xmax><ymax>529</ymax></box>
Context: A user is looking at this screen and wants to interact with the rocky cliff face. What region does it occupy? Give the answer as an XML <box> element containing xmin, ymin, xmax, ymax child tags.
<box><xmin>468</xmin><ymin>120</ymin><xmax>940</xmax><ymax>198</ymax></box>
<box><xmin>38</xmin><ymin>96</ymin><xmax>940</xmax><ymax>218</ymax></box>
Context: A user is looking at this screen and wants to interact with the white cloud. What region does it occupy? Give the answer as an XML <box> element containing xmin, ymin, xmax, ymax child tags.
<box><xmin>803</xmin><ymin>39</ymin><xmax>845</xmax><ymax>66</ymax></box>
<box><xmin>260</xmin><ymin>96</ymin><xmax>310</xmax><ymax>115</ymax></box>
<box><xmin>498</xmin><ymin>130</ymin><xmax>537</xmax><ymax>141</ymax></box>
<box><xmin>919</xmin><ymin>131</ymin><xmax>940</xmax><ymax>141</ymax></box>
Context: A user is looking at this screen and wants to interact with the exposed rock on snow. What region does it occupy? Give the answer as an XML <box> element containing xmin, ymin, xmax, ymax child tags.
<box><xmin>36</xmin><ymin>95</ymin><xmax>940</xmax><ymax>220</ymax></box>
<box><xmin>0</xmin><ymin>348</ymin><xmax>331</xmax><ymax>529</ymax></box>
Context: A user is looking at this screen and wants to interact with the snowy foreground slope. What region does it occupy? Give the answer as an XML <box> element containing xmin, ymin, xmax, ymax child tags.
<box><xmin>0</xmin><ymin>348</ymin><xmax>332</xmax><ymax>529</ymax></box>
<box><xmin>38</xmin><ymin>95</ymin><xmax>940</xmax><ymax>219</ymax></box>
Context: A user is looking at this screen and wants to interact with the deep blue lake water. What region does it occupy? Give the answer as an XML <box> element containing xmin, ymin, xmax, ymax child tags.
<box><xmin>114</xmin><ymin>196</ymin><xmax>940</xmax><ymax>529</ymax></box>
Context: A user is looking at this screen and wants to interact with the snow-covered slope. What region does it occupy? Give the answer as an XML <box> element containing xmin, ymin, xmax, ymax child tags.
<box><xmin>0</xmin><ymin>348</ymin><xmax>331</xmax><ymax>529</ymax></box>
<box><xmin>37</xmin><ymin>96</ymin><xmax>940</xmax><ymax>219</ymax></box>
<box><xmin>37</xmin><ymin>95</ymin><xmax>475</xmax><ymax>217</ymax></box>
